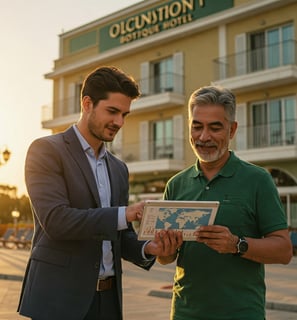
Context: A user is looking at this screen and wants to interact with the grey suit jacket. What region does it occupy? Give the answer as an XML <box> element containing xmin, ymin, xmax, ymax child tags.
<box><xmin>18</xmin><ymin>127</ymin><xmax>154</xmax><ymax>320</ymax></box>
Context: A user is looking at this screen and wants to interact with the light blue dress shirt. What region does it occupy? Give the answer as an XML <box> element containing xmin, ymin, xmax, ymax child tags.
<box><xmin>73</xmin><ymin>125</ymin><xmax>127</xmax><ymax>277</ymax></box>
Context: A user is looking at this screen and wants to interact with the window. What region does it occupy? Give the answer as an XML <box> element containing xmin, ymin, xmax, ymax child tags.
<box><xmin>74</xmin><ymin>83</ymin><xmax>82</xmax><ymax>113</ymax></box>
<box><xmin>282</xmin><ymin>25</ymin><xmax>295</xmax><ymax>65</ymax></box>
<box><xmin>152</xmin><ymin>119</ymin><xmax>173</xmax><ymax>159</ymax></box>
<box><xmin>251</xmin><ymin>102</ymin><xmax>268</xmax><ymax>147</ymax></box>
<box><xmin>250</xmin><ymin>96</ymin><xmax>296</xmax><ymax>148</ymax></box>
<box><xmin>250</xmin><ymin>32</ymin><xmax>265</xmax><ymax>71</ymax></box>
<box><xmin>248</xmin><ymin>24</ymin><xmax>294</xmax><ymax>72</ymax></box>
<box><xmin>139</xmin><ymin>115</ymin><xmax>183</xmax><ymax>161</ymax></box>
<box><xmin>269</xmin><ymin>168</ymin><xmax>297</xmax><ymax>186</ymax></box>
<box><xmin>66</xmin><ymin>83</ymin><xmax>82</xmax><ymax>115</ymax></box>
<box><xmin>269</xmin><ymin>168</ymin><xmax>297</xmax><ymax>228</ymax></box>
<box><xmin>140</xmin><ymin>52</ymin><xmax>184</xmax><ymax>95</ymax></box>
<box><xmin>153</xmin><ymin>57</ymin><xmax>173</xmax><ymax>93</ymax></box>
<box><xmin>281</xmin><ymin>194</ymin><xmax>297</xmax><ymax>228</ymax></box>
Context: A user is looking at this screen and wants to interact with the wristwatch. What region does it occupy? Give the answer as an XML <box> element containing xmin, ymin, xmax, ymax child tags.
<box><xmin>235</xmin><ymin>236</ymin><xmax>248</xmax><ymax>256</ymax></box>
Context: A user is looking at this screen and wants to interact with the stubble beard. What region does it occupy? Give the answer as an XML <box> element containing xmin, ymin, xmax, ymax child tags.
<box><xmin>89</xmin><ymin>126</ymin><xmax>116</xmax><ymax>143</ymax></box>
<box><xmin>87</xmin><ymin>112</ymin><xmax>118</xmax><ymax>143</ymax></box>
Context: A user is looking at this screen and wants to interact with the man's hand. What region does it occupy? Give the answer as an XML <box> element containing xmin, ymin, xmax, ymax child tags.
<box><xmin>195</xmin><ymin>225</ymin><xmax>237</xmax><ymax>254</ymax></box>
<box><xmin>125</xmin><ymin>201</ymin><xmax>145</xmax><ymax>222</ymax></box>
<box><xmin>145</xmin><ymin>230</ymin><xmax>183</xmax><ymax>264</ymax></box>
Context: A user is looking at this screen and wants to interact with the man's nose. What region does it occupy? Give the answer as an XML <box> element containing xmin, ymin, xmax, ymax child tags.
<box><xmin>199</xmin><ymin>128</ymin><xmax>210</xmax><ymax>141</ymax></box>
<box><xmin>113</xmin><ymin>114</ymin><xmax>125</xmax><ymax>127</ymax></box>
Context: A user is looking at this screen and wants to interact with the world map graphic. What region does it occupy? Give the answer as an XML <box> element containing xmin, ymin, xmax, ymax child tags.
<box><xmin>155</xmin><ymin>207</ymin><xmax>212</xmax><ymax>230</ymax></box>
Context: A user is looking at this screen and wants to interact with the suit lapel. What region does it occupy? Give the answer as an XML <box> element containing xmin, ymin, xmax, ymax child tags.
<box><xmin>62</xmin><ymin>127</ymin><xmax>101</xmax><ymax>207</ymax></box>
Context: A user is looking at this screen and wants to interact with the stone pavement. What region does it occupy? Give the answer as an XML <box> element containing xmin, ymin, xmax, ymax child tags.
<box><xmin>0</xmin><ymin>247</ymin><xmax>296</xmax><ymax>320</ymax></box>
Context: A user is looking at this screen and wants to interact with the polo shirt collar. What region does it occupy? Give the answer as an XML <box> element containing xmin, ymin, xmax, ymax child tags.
<box><xmin>218</xmin><ymin>151</ymin><xmax>239</xmax><ymax>178</ymax></box>
<box><xmin>192</xmin><ymin>150</ymin><xmax>239</xmax><ymax>179</ymax></box>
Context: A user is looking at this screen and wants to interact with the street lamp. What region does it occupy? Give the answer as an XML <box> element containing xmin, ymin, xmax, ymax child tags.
<box><xmin>0</xmin><ymin>147</ymin><xmax>11</xmax><ymax>166</ymax></box>
<box><xmin>11</xmin><ymin>209</ymin><xmax>20</xmax><ymax>237</ymax></box>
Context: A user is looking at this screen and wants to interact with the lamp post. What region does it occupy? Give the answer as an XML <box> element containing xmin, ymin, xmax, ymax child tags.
<box><xmin>0</xmin><ymin>147</ymin><xmax>11</xmax><ymax>166</ymax></box>
<box><xmin>11</xmin><ymin>209</ymin><xmax>20</xmax><ymax>237</ymax></box>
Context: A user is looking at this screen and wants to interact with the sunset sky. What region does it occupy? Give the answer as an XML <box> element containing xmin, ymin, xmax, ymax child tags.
<box><xmin>0</xmin><ymin>0</ymin><xmax>141</xmax><ymax>196</ymax></box>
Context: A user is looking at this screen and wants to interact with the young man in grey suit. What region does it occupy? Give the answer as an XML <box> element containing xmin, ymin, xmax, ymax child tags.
<box><xmin>18</xmin><ymin>66</ymin><xmax>182</xmax><ymax>320</ymax></box>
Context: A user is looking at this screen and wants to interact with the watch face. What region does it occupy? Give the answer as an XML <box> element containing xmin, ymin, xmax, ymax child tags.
<box><xmin>239</xmin><ymin>239</ymin><xmax>248</xmax><ymax>253</ymax></box>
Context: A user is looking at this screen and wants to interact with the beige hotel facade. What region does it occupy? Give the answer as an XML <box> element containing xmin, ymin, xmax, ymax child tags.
<box><xmin>42</xmin><ymin>0</ymin><xmax>297</xmax><ymax>230</ymax></box>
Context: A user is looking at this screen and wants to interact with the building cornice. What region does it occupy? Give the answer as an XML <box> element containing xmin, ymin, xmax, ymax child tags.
<box><xmin>45</xmin><ymin>0</ymin><xmax>296</xmax><ymax>79</ymax></box>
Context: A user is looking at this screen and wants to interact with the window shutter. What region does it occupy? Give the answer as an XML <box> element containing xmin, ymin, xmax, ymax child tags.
<box><xmin>140</xmin><ymin>62</ymin><xmax>150</xmax><ymax>96</ymax></box>
<box><xmin>140</xmin><ymin>121</ymin><xmax>149</xmax><ymax>160</ymax></box>
<box><xmin>67</xmin><ymin>83</ymin><xmax>76</xmax><ymax>114</ymax></box>
<box><xmin>173</xmin><ymin>52</ymin><xmax>184</xmax><ymax>94</ymax></box>
<box><xmin>236</xmin><ymin>103</ymin><xmax>247</xmax><ymax>150</ymax></box>
<box><xmin>173</xmin><ymin>114</ymin><xmax>184</xmax><ymax>160</ymax></box>
<box><xmin>235</xmin><ymin>34</ymin><xmax>247</xmax><ymax>76</ymax></box>
<box><xmin>58</xmin><ymin>78</ymin><xmax>64</xmax><ymax>117</ymax></box>
<box><xmin>218</xmin><ymin>25</ymin><xmax>227</xmax><ymax>79</ymax></box>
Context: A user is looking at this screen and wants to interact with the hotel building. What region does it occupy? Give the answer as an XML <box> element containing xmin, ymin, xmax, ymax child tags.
<box><xmin>42</xmin><ymin>0</ymin><xmax>297</xmax><ymax>230</ymax></box>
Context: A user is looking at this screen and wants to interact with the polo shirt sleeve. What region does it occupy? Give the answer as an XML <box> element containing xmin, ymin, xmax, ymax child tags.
<box><xmin>255</xmin><ymin>170</ymin><xmax>288</xmax><ymax>236</ymax></box>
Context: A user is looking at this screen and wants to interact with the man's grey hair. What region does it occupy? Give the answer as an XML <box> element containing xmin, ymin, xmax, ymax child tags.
<box><xmin>188</xmin><ymin>85</ymin><xmax>236</xmax><ymax>122</ymax></box>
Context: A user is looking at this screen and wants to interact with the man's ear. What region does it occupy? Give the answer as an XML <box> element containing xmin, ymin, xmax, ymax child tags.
<box><xmin>230</xmin><ymin>121</ymin><xmax>238</xmax><ymax>139</ymax></box>
<box><xmin>81</xmin><ymin>96</ymin><xmax>93</xmax><ymax>113</ymax></box>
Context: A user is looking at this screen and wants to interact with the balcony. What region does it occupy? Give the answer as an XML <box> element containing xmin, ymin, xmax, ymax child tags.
<box><xmin>132</xmin><ymin>73</ymin><xmax>185</xmax><ymax>113</ymax></box>
<box><xmin>110</xmin><ymin>138</ymin><xmax>186</xmax><ymax>174</ymax></box>
<box><xmin>236</xmin><ymin>120</ymin><xmax>297</xmax><ymax>163</ymax></box>
<box><xmin>213</xmin><ymin>40</ymin><xmax>297</xmax><ymax>93</ymax></box>
<box><xmin>42</xmin><ymin>97</ymin><xmax>81</xmax><ymax>129</ymax></box>
<box><xmin>42</xmin><ymin>73</ymin><xmax>185</xmax><ymax>129</ymax></box>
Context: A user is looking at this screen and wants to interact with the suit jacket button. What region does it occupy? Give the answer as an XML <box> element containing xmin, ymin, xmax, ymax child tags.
<box><xmin>94</xmin><ymin>262</ymin><xmax>100</xmax><ymax>269</ymax></box>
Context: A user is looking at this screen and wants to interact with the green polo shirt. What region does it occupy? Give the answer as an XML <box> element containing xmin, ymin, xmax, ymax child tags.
<box><xmin>164</xmin><ymin>151</ymin><xmax>287</xmax><ymax>320</ymax></box>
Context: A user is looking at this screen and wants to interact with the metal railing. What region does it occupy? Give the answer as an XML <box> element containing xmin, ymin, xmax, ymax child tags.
<box><xmin>41</xmin><ymin>97</ymin><xmax>81</xmax><ymax>121</ymax></box>
<box><xmin>42</xmin><ymin>72</ymin><xmax>184</xmax><ymax>121</ymax></box>
<box><xmin>109</xmin><ymin>137</ymin><xmax>185</xmax><ymax>162</ymax></box>
<box><xmin>138</xmin><ymin>72</ymin><xmax>184</xmax><ymax>96</ymax></box>
<box><xmin>213</xmin><ymin>40</ymin><xmax>297</xmax><ymax>80</ymax></box>
<box><xmin>236</xmin><ymin>119</ymin><xmax>297</xmax><ymax>150</ymax></box>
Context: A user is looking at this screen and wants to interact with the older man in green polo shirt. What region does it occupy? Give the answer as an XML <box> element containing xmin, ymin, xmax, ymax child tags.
<box><xmin>157</xmin><ymin>85</ymin><xmax>293</xmax><ymax>320</ymax></box>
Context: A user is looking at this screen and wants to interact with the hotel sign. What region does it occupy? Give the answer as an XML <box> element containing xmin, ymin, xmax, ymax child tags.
<box><xmin>99</xmin><ymin>0</ymin><xmax>233</xmax><ymax>52</ymax></box>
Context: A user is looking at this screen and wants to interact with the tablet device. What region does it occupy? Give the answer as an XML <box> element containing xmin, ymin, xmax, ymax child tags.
<box><xmin>138</xmin><ymin>200</ymin><xmax>220</xmax><ymax>241</ymax></box>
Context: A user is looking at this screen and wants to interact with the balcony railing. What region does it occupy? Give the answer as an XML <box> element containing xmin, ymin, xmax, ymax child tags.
<box><xmin>109</xmin><ymin>137</ymin><xmax>185</xmax><ymax>162</ymax></box>
<box><xmin>139</xmin><ymin>72</ymin><xmax>184</xmax><ymax>96</ymax></box>
<box><xmin>42</xmin><ymin>97</ymin><xmax>81</xmax><ymax>121</ymax></box>
<box><xmin>41</xmin><ymin>105</ymin><xmax>53</xmax><ymax>122</ymax></box>
<box><xmin>42</xmin><ymin>73</ymin><xmax>184</xmax><ymax>122</ymax></box>
<box><xmin>213</xmin><ymin>40</ymin><xmax>297</xmax><ymax>80</ymax></box>
<box><xmin>236</xmin><ymin>119</ymin><xmax>297</xmax><ymax>150</ymax></box>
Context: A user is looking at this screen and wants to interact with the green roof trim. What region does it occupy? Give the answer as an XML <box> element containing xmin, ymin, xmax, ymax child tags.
<box><xmin>69</xmin><ymin>30</ymin><xmax>97</xmax><ymax>53</ymax></box>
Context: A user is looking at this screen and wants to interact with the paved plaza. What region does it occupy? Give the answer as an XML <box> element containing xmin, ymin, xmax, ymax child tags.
<box><xmin>0</xmin><ymin>247</ymin><xmax>296</xmax><ymax>319</ymax></box>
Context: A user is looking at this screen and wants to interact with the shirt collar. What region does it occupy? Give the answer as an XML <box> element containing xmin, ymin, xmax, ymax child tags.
<box><xmin>218</xmin><ymin>151</ymin><xmax>239</xmax><ymax>177</ymax></box>
<box><xmin>73</xmin><ymin>124</ymin><xmax>107</xmax><ymax>159</ymax></box>
<box><xmin>191</xmin><ymin>150</ymin><xmax>239</xmax><ymax>179</ymax></box>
